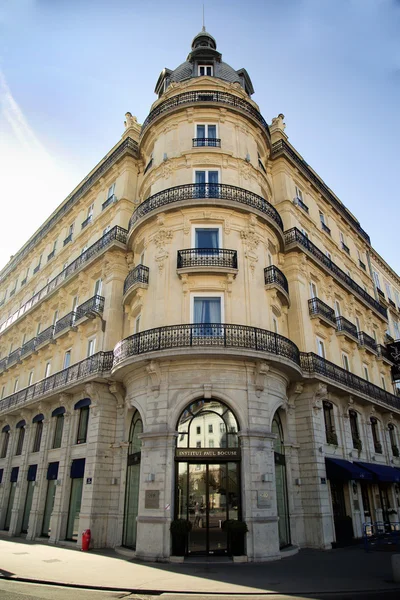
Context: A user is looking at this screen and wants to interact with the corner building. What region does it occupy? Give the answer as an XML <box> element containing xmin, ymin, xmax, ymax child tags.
<box><xmin>0</xmin><ymin>31</ymin><xmax>400</xmax><ymax>561</ymax></box>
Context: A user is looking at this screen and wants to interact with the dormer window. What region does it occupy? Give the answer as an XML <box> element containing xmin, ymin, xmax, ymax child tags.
<box><xmin>198</xmin><ymin>65</ymin><xmax>213</xmax><ymax>76</ymax></box>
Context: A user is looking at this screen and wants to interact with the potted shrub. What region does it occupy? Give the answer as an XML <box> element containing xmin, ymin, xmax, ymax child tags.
<box><xmin>170</xmin><ymin>519</ymin><xmax>192</xmax><ymax>556</ymax></box>
<box><xmin>326</xmin><ymin>431</ymin><xmax>338</xmax><ymax>446</ymax></box>
<box><xmin>353</xmin><ymin>437</ymin><xmax>362</xmax><ymax>456</ymax></box>
<box><xmin>374</xmin><ymin>442</ymin><xmax>383</xmax><ymax>454</ymax></box>
<box><xmin>222</xmin><ymin>519</ymin><xmax>248</xmax><ymax>556</ymax></box>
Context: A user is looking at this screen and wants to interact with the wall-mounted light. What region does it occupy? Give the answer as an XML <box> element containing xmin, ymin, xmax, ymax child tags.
<box><xmin>245</xmin><ymin>153</ymin><xmax>251</xmax><ymax>163</ymax></box>
<box><xmin>295</xmin><ymin>478</ymin><xmax>302</xmax><ymax>486</ymax></box>
<box><xmin>163</xmin><ymin>153</ymin><xmax>168</xmax><ymax>162</ymax></box>
<box><xmin>261</xmin><ymin>474</ymin><xmax>272</xmax><ymax>483</ymax></box>
<box><xmin>111</xmin><ymin>477</ymin><xmax>118</xmax><ymax>486</ymax></box>
<box><xmin>146</xmin><ymin>473</ymin><xmax>155</xmax><ymax>482</ymax></box>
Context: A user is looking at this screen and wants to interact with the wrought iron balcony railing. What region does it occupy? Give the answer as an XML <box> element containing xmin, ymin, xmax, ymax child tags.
<box><xmin>308</xmin><ymin>298</ymin><xmax>336</xmax><ymax>325</ymax></box>
<box><xmin>285</xmin><ymin>228</ymin><xmax>387</xmax><ymax>319</ymax></box>
<box><xmin>102</xmin><ymin>195</ymin><xmax>116</xmax><ymax>211</ymax></box>
<box><xmin>192</xmin><ymin>138</ymin><xmax>221</xmax><ymax>148</ymax></box>
<box><xmin>321</xmin><ymin>222</ymin><xmax>331</xmax><ymax>235</ymax></box>
<box><xmin>300</xmin><ymin>352</ymin><xmax>400</xmax><ymax>412</ymax></box>
<box><xmin>7</xmin><ymin>348</ymin><xmax>21</xmax><ymax>366</ymax></box>
<box><xmin>0</xmin><ymin>226</ymin><xmax>126</xmax><ymax>335</ymax></box>
<box><xmin>0</xmin><ymin>351</ymin><xmax>114</xmax><ymax>414</ymax></box>
<box><xmin>377</xmin><ymin>344</ymin><xmax>393</xmax><ymax>363</ymax></box>
<box><xmin>75</xmin><ymin>295</ymin><xmax>105</xmax><ymax>321</ymax></box>
<box><xmin>36</xmin><ymin>325</ymin><xmax>55</xmax><ymax>347</ymax></box>
<box><xmin>113</xmin><ymin>324</ymin><xmax>300</xmax><ymax>367</ymax></box>
<box><xmin>20</xmin><ymin>337</ymin><xmax>37</xmax><ymax>358</ymax></box>
<box><xmin>336</xmin><ymin>316</ymin><xmax>358</xmax><ymax>339</ymax></box>
<box><xmin>63</xmin><ymin>233</ymin><xmax>73</xmax><ymax>246</ymax></box>
<box><xmin>358</xmin><ymin>331</ymin><xmax>377</xmax><ymax>353</ymax></box>
<box><xmin>123</xmin><ymin>265</ymin><xmax>150</xmax><ymax>296</ymax></box>
<box><xmin>341</xmin><ymin>242</ymin><xmax>350</xmax><ymax>255</ymax></box>
<box><xmin>264</xmin><ymin>265</ymin><xmax>289</xmax><ymax>294</ymax></box>
<box><xmin>294</xmin><ymin>197</ymin><xmax>309</xmax><ymax>213</ymax></box>
<box><xmin>141</xmin><ymin>90</ymin><xmax>270</xmax><ymax>136</ymax></box>
<box><xmin>81</xmin><ymin>215</ymin><xmax>92</xmax><ymax>229</ymax></box>
<box><xmin>177</xmin><ymin>249</ymin><xmax>238</xmax><ymax>270</ymax></box>
<box><xmin>54</xmin><ymin>311</ymin><xmax>76</xmax><ymax>336</ymax></box>
<box><xmin>129</xmin><ymin>184</ymin><xmax>283</xmax><ymax>232</ymax></box>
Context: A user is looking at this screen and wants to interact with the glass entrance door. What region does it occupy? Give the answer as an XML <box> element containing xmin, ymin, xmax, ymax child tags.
<box><xmin>177</xmin><ymin>461</ymin><xmax>240</xmax><ymax>555</ymax></box>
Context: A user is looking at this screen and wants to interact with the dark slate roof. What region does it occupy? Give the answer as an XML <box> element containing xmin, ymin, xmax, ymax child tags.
<box><xmin>170</xmin><ymin>60</ymin><xmax>242</xmax><ymax>86</ymax></box>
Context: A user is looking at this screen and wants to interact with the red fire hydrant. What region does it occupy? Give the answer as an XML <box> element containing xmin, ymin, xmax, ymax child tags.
<box><xmin>81</xmin><ymin>529</ymin><xmax>91</xmax><ymax>552</ymax></box>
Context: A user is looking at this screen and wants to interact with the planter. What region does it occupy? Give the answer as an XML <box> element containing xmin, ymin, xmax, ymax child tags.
<box><xmin>222</xmin><ymin>520</ymin><xmax>248</xmax><ymax>556</ymax></box>
<box><xmin>172</xmin><ymin>534</ymin><xmax>187</xmax><ymax>556</ymax></box>
<box><xmin>170</xmin><ymin>519</ymin><xmax>192</xmax><ymax>556</ymax></box>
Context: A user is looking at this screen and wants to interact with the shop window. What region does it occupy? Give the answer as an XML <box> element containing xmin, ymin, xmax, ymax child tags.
<box><xmin>323</xmin><ymin>401</ymin><xmax>337</xmax><ymax>445</ymax></box>
<box><xmin>208</xmin><ymin>424</ymin><xmax>213</xmax><ymax>433</ymax></box>
<box><xmin>32</xmin><ymin>414</ymin><xmax>44</xmax><ymax>453</ymax></box>
<box><xmin>0</xmin><ymin>425</ymin><xmax>10</xmax><ymax>458</ymax></box>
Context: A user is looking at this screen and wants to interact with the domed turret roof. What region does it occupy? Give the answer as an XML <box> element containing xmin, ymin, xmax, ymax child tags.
<box><xmin>154</xmin><ymin>30</ymin><xmax>254</xmax><ymax>97</ymax></box>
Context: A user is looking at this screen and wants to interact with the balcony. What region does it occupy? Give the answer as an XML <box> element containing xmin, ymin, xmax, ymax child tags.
<box><xmin>358</xmin><ymin>331</ymin><xmax>377</xmax><ymax>354</ymax></box>
<box><xmin>264</xmin><ymin>265</ymin><xmax>290</xmax><ymax>306</ymax></box>
<box><xmin>192</xmin><ymin>138</ymin><xmax>221</xmax><ymax>148</ymax></box>
<box><xmin>308</xmin><ymin>298</ymin><xmax>336</xmax><ymax>327</ymax></box>
<box><xmin>341</xmin><ymin>242</ymin><xmax>350</xmax><ymax>255</ymax></box>
<box><xmin>177</xmin><ymin>249</ymin><xmax>238</xmax><ymax>275</ymax></box>
<box><xmin>102</xmin><ymin>195</ymin><xmax>116</xmax><ymax>211</ymax></box>
<box><xmin>300</xmin><ymin>352</ymin><xmax>400</xmax><ymax>412</ymax></box>
<box><xmin>75</xmin><ymin>295</ymin><xmax>105</xmax><ymax>321</ymax></box>
<box><xmin>389</xmin><ymin>298</ymin><xmax>396</xmax><ymax>309</ymax></box>
<box><xmin>81</xmin><ymin>215</ymin><xmax>92</xmax><ymax>230</ymax></box>
<box><xmin>294</xmin><ymin>197</ymin><xmax>309</xmax><ymax>213</ymax></box>
<box><xmin>54</xmin><ymin>311</ymin><xmax>76</xmax><ymax>336</ymax></box>
<box><xmin>123</xmin><ymin>265</ymin><xmax>149</xmax><ymax>301</ymax></box>
<box><xmin>113</xmin><ymin>324</ymin><xmax>301</xmax><ymax>371</ymax></box>
<box><xmin>0</xmin><ymin>351</ymin><xmax>113</xmax><ymax>415</ymax></box>
<box><xmin>47</xmin><ymin>250</ymin><xmax>55</xmax><ymax>262</ymax></box>
<box><xmin>20</xmin><ymin>337</ymin><xmax>37</xmax><ymax>358</ymax></box>
<box><xmin>284</xmin><ymin>228</ymin><xmax>387</xmax><ymax>319</ymax></box>
<box><xmin>377</xmin><ymin>344</ymin><xmax>394</xmax><ymax>364</ymax></box>
<box><xmin>36</xmin><ymin>325</ymin><xmax>55</xmax><ymax>348</ymax></box>
<box><xmin>0</xmin><ymin>357</ymin><xmax>7</xmax><ymax>373</ymax></box>
<box><xmin>0</xmin><ymin>226</ymin><xmax>127</xmax><ymax>336</ymax></box>
<box><xmin>359</xmin><ymin>259</ymin><xmax>366</xmax><ymax>271</ymax></box>
<box><xmin>7</xmin><ymin>348</ymin><xmax>21</xmax><ymax>367</ymax></box>
<box><xmin>141</xmin><ymin>90</ymin><xmax>270</xmax><ymax>136</ymax></box>
<box><xmin>63</xmin><ymin>233</ymin><xmax>73</xmax><ymax>246</ymax></box>
<box><xmin>336</xmin><ymin>316</ymin><xmax>359</xmax><ymax>342</ymax></box>
<box><xmin>33</xmin><ymin>264</ymin><xmax>41</xmax><ymax>274</ymax></box>
<box><xmin>321</xmin><ymin>222</ymin><xmax>331</xmax><ymax>235</ymax></box>
<box><xmin>128</xmin><ymin>184</ymin><xmax>283</xmax><ymax>242</ymax></box>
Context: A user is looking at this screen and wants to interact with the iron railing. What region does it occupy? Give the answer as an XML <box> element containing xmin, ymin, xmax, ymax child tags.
<box><xmin>0</xmin><ymin>137</ymin><xmax>137</xmax><ymax>284</ymax></box>
<box><xmin>129</xmin><ymin>184</ymin><xmax>283</xmax><ymax>232</ymax></box>
<box><xmin>285</xmin><ymin>228</ymin><xmax>387</xmax><ymax>318</ymax></box>
<box><xmin>123</xmin><ymin>265</ymin><xmax>150</xmax><ymax>296</ymax></box>
<box><xmin>177</xmin><ymin>249</ymin><xmax>238</xmax><ymax>270</ymax></box>
<box><xmin>336</xmin><ymin>316</ymin><xmax>358</xmax><ymax>339</ymax></box>
<box><xmin>377</xmin><ymin>345</ymin><xmax>392</xmax><ymax>362</ymax></box>
<box><xmin>264</xmin><ymin>265</ymin><xmax>289</xmax><ymax>294</ymax></box>
<box><xmin>192</xmin><ymin>138</ymin><xmax>221</xmax><ymax>147</ymax></box>
<box><xmin>295</xmin><ymin>197</ymin><xmax>309</xmax><ymax>213</ymax></box>
<box><xmin>321</xmin><ymin>223</ymin><xmax>331</xmax><ymax>235</ymax></box>
<box><xmin>102</xmin><ymin>195</ymin><xmax>116</xmax><ymax>211</ymax></box>
<box><xmin>301</xmin><ymin>352</ymin><xmax>400</xmax><ymax>411</ymax></box>
<box><xmin>0</xmin><ymin>226</ymin><xmax>126</xmax><ymax>335</ymax></box>
<box><xmin>308</xmin><ymin>298</ymin><xmax>336</xmax><ymax>325</ymax></box>
<box><xmin>272</xmin><ymin>140</ymin><xmax>371</xmax><ymax>244</ymax></box>
<box><xmin>54</xmin><ymin>311</ymin><xmax>76</xmax><ymax>336</ymax></box>
<box><xmin>81</xmin><ymin>215</ymin><xmax>92</xmax><ymax>229</ymax></box>
<box><xmin>7</xmin><ymin>348</ymin><xmax>21</xmax><ymax>366</ymax></box>
<box><xmin>0</xmin><ymin>351</ymin><xmax>114</xmax><ymax>414</ymax></box>
<box><xmin>113</xmin><ymin>324</ymin><xmax>300</xmax><ymax>367</ymax></box>
<box><xmin>141</xmin><ymin>90</ymin><xmax>270</xmax><ymax>136</ymax></box>
<box><xmin>36</xmin><ymin>325</ymin><xmax>55</xmax><ymax>347</ymax></box>
<box><xmin>75</xmin><ymin>295</ymin><xmax>105</xmax><ymax>321</ymax></box>
<box><xmin>20</xmin><ymin>337</ymin><xmax>37</xmax><ymax>358</ymax></box>
<box><xmin>358</xmin><ymin>331</ymin><xmax>377</xmax><ymax>353</ymax></box>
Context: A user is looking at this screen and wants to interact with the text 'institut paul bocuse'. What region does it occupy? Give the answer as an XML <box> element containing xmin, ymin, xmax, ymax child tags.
<box><xmin>1</xmin><ymin>30</ymin><xmax>400</xmax><ymax>562</ymax></box>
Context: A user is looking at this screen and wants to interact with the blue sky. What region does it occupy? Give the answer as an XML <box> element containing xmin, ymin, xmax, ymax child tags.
<box><xmin>0</xmin><ymin>0</ymin><xmax>399</xmax><ymax>273</ymax></box>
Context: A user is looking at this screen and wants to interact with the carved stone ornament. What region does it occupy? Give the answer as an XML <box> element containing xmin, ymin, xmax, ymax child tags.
<box><xmin>146</xmin><ymin>360</ymin><xmax>161</xmax><ymax>397</ymax></box>
<box><xmin>254</xmin><ymin>361</ymin><xmax>270</xmax><ymax>398</ymax></box>
<box><xmin>241</xmin><ymin>216</ymin><xmax>261</xmax><ymax>274</ymax></box>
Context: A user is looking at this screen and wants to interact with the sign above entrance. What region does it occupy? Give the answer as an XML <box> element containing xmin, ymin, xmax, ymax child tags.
<box><xmin>175</xmin><ymin>448</ymin><xmax>240</xmax><ymax>460</ymax></box>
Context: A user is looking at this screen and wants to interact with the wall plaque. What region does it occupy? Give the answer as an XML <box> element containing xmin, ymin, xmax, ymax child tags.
<box><xmin>145</xmin><ymin>490</ymin><xmax>160</xmax><ymax>509</ymax></box>
<box><xmin>257</xmin><ymin>490</ymin><xmax>272</xmax><ymax>508</ymax></box>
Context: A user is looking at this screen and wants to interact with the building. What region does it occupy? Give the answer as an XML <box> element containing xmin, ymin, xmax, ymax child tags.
<box><xmin>0</xmin><ymin>30</ymin><xmax>399</xmax><ymax>562</ymax></box>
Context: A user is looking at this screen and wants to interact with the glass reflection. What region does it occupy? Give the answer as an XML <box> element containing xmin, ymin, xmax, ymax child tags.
<box><xmin>177</xmin><ymin>400</ymin><xmax>239</xmax><ymax>449</ymax></box>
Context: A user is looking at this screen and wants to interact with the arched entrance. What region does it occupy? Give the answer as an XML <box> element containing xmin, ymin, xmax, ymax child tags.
<box><xmin>123</xmin><ymin>410</ymin><xmax>142</xmax><ymax>548</ymax></box>
<box><xmin>272</xmin><ymin>411</ymin><xmax>291</xmax><ymax>548</ymax></box>
<box><xmin>175</xmin><ymin>398</ymin><xmax>241</xmax><ymax>555</ymax></box>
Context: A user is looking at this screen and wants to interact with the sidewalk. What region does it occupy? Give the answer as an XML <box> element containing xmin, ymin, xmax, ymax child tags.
<box><xmin>0</xmin><ymin>537</ymin><xmax>399</xmax><ymax>596</ymax></box>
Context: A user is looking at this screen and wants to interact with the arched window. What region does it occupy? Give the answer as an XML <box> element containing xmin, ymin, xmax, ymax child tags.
<box><xmin>1</xmin><ymin>425</ymin><xmax>10</xmax><ymax>458</ymax></box>
<box><xmin>388</xmin><ymin>424</ymin><xmax>399</xmax><ymax>457</ymax></box>
<box><xmin>32</xmin><ymin>414</ymin><xmax>44</xmax><ymax>453</ymax></box>
<box><xmin>52</xmin><ymin>407</ymin><xmax>65</xmax><ymax>449</ymax></box>
<box><xmin>177</xmin><ymin>399</ymin><xmax>239</xmax><ymax>449</ymax></box>
<box><xmin>272</xmin><ymin>411</ymin><xmax>291</xmax><ymax>548</ymax></box>
<box><xmin>370</xmin><ymin>417</ymin><xmax>382</xmax><ymax>454</ymax></box>
<box><xmin>74</xmin><ymin>398</ymin><xmax>91</xmax><ymax>444</ymax></box>
<box><xmin>123</xmin><ymin>410</ymin><xmax>143</xmax><ymax>549</ymax></box>
<box><xmin>15</xmin><ymin>420</ymin><xmax>26</xmax><ymax>456</ymax></box>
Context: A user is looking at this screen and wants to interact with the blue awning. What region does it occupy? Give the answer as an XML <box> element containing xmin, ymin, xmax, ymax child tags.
<box><xmin>325</xmin><ymin>457</ymin><xmax>373</xmax><ymax>481</ymax></box>
<box><xmin>355</xmin><ymin>461</ymin><xmax>400</xmax><ymax>483</ymax></box>
<box><xmin>52</xmin><ymin>407</ymin><xmax>65</xmax><ymax>417</ymax></box>
<box><xmin>10</xmin><ymin>466</ymin><xmax>19</xmax><ymax>482</ymax></box>
<box><xmin>27</xmin><ymin>465</ymin><xmax>37</xmax><ymax>481</ymax></box>
<box><xmin>47</xmin><ymin>462</ymin><xmax>59</xmax><ymax>480</ymax></box>
<box><xmin>70</xmin><ymin>458</ymin><xmax>85</xmax><ymax>479</ymax></box>
<box><xmin>74</xmin><ymin>398</ymin><xmax>91</xmax><ymax>410</ymax></box>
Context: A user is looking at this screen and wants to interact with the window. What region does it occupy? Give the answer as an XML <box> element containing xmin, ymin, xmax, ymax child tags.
<box><xmin>103</xmin><ymin>225</ymin><xmax>111</xmax><ymax>235</ymax></box>
<box><xmin>94</xmin><ymin>279</ymin><xmax>102</xmax><ymax>296</ymax></box>
<box><xmin>349</xmin><ymin>411</ymin><xmax>361</xmax><ymax>449</ymax></box>
<box><xmin>44</xmin><ymin>362</ymin><xmax>51</xmax><ymax>378</ymax></box>
<box><xmin>52</xmin><ymin>240</ymin><xmax>57</xmax><ymax>253</ymax></box>
<box><xmin>69</xmin><ymin>223</ymin><xmax>74</xmax><ymax>236</ymax></box>
<box><xmin>393</xmin><ymin>320</ymin><xmax>400</xmax><ymax>341</ymax></box>
<box><xmin>309</xmin><ymin>281</ymin><xmax>318</xmax><ymax>298</ymax></box>
<box><xmin>209</xmin><ymin>439</ymin><xmax>214</xmax><ymax>448</ymax></box>
<box><xmin>319</xmin><ymin>212</ymin><xmax>326</xmax><ymax>225</ymax></box>
<box><xmin>339</xmin><ymin>231</ymin><xmax>345</xmax><ymax>245</ymax></box>
<box><xmin>53</xmin><ymin>413</ymin><xmax>64</xmax><ymax>449</ymax></box>
<box><xmin>316</xmin><ymin>337</ymin><xmax>325</xmax><ymax>358</ymax></box>
<box><xmin>87</xmin><ymin>338</ymin><xmax>96</xmax><ymax>357</ymax></box>
<box><xmin>1</xmin><ymin>386</ymin><xmax>5</xmax><ymax>399</ymax></box>
<box><xmin>381</xmin><ymin>375</ymin><xmax>386</xmax><ymax>390</ymax></box>
<box><xmin>13</xmin><ymin>378</ymin><xmax>19</xmax><ymax>393</ymax></box>
<box><xmin>194</xmin><ymin>226</ymin><xmax>220</xmax><ymax>249</ymax></box>
<box><xmin>1</xmin><ymin>427</ymin><xmax>10</xmax><ymax>458</ymax></box>
<box><xmin>323</xmin><ymin>401</ymin><xmax>337</xmax><ymax>445</ymax></box>
<box><xmin>334</xmin><ymin>301</ymin><xmax>341</xmax><ymax>318</ymax></box>
<box><xmin>295</xmin><ymin>186</ymin><xmax>303</xmax><ymax>201</ymax></box>
<box><xmin>194</xmin><ymin>170</ymin><xmax>219</xmax><ymax>191</ymax></box>
<box><xmin>87</xmin><ymin>203</ymin><xmax>94</xmax><ymax>220</ymax></box>
<box><xmin>355</xmin><ymin>316</ymin><xmax>361</xmax><ymax>333</ymax></box>
<box><xmin>198</xmin><ymin>64</ymin><xmax>213</xmax><ymax>76</ymax></box>
<box><xmin>208</xmin><ymin>424</ymin><xmax>213</xmax><ymax>433</ymax></box>
<box><xmin>363</xmin><ymin>364</ymin><xmax>369</xmax><ymax>381</ymax></box>
<box><xmin>28</xmin><ymin>371</ymin><xmax>34</xmax><ymax>386</ymax></box>
<box><xmin>192</xmin><ymin>295</ymin><xmax>222</xmax><ymax>324</ymax></box>
<box><xmin>32</xmin><ymin>418</ymin><xmax>43</xmax><ymax>453</ymax></box>
<box><xmin>326</xmin><ymin>250</ymin><xmax>332</xmax><ymax>260</ymax></box>
<box><xmin>53</xmin><ymin>310</ymin><xmax>58</xmax><ymax>325</ymax></box>
<box><xmin>300</xmin><ymin>228</ymin><xmax>309</xmax><ymax>239</ymax></box>
<box><xmin>342</xmin><ymin>353</ymin><xmax>350</xmax><ymax>371</ymax></box>
<box><xmin>196</xmin><ymin>441</ymin><xmax>202</xmax><ymax>448</ymax></box>
<box><xmin>64</xmin><ymin>351</ymin><xmax>71</xmax><ymax>369</ymax></box>
<box><xmin>373</xmin><ymin>271</ymin><xmax>381</xmax><ymax>290</ymax></box>
<box><xmin>15</xmin><ymin>423</ymin><xmax>25</xmax><ymax>455</ymax></box>
<box><xmin>196</xmin><ymin>426</ymin><xmax>201</xmax><ymax>435</ymax></box>
<box><xmin>272</xmin><ymin>317</ymin><xmax>278</xmax><ymax>333</ymax></box>
<box><xmin>389</xmin><ymin>424</ymin><xmax>398</xmax><ymax>454</ymax></box>
<box><xmin>72</xmin><ymin>296</ymin><xmax>79</xmax><ymax>312</ymax></box>
<box><xmin>385</xmin><ymin>282</ymin><xmax>392</xmax><ymax>301</ymax></box>
<box><xmin>107</xmin><ymin>183</ymin><xmax>115</xmax><ymax>199</ymax></box>
<box><xmin>195</xmin><ymin>124</ymin><xmax>217</xmax><ymax>144</ymax></box>
<box><xmin>77</xmin><ymin>407</ymin><xmax>89</xmax><ymax>444</ymax></box>
<box><xmin>370</xmin><ymin>417</ymin><xmax>382</xmax><ymax>454</ymax></box>
<box><xmin>135</xmin><ymin>316</ymin><xmax>141</xmax><ymax>333</ymax></box>
<box><xmin>395</xmin><ymin>291</ymin><xmax>400</xmax><ymax>309</ymax></box>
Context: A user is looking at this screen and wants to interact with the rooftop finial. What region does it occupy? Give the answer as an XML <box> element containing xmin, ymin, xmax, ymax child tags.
<box><xmin>202</xmin><ymin>4</ymin><xmax>206</xmax><ymax>31</ymax></box>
